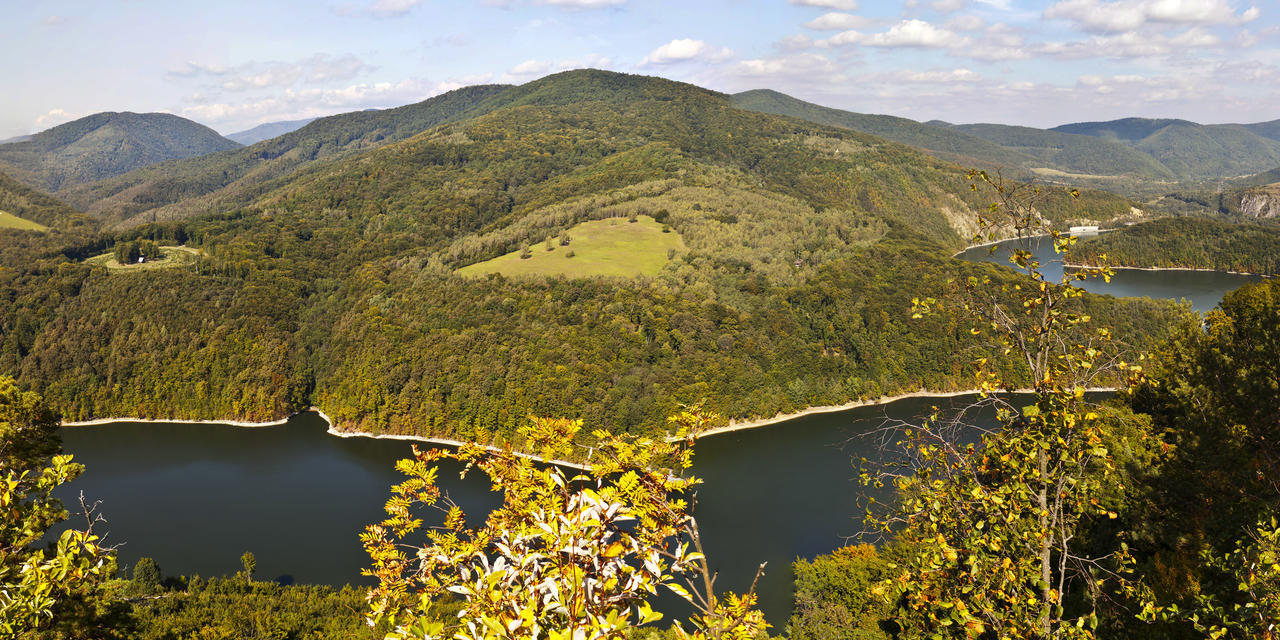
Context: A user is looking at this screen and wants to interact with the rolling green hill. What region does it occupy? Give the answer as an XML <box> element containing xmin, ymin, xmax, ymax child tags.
<box><xmin>948</xmin><ymin>123</ymin><xmax>1176</xmax><ymax>180</ymax></box>
<box><xmin>225</xmin><ymin>118</ymin><xmax>316</xmax><ymax>145</ymax></box>
<box><xmin>0</xmin><ymin>69</ymin><xmax>1177</xmax><ymax>447</ymax></box>
<box><xmin>0</xmin><ymin>112</ymin><xmax>240</xmax><ymax>192</ymax></box>
<box><xmin>59</xmin><ymin>84</ymin><xmax>512</xmax><ymax>228</ymax></box>
<box><xmin>0</xmin><ymin>170</ymin><xmax>93</xmax><ymax>230</ymax></box>
<box><xmin>730</xmin><ymin>89</ymin><xmax>1038</xmax><ymax>170</ymax></box>
<box><xmin>1052</xmin><ymin>117</ymin><xmax>1280</xmax><ymax>179</ymax></box>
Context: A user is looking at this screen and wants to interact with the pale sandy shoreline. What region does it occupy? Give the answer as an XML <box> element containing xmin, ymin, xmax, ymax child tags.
<box><xmin>62</xmin><ymin>415</ymin><xmax>292</xmax><ymax>428</ymax></box>
<box><xmin>63</xmin><ymin>406</ymin><xmax>593</xmax><ymax>470</ymax></box>
<box><xmin>62</xmin><ymin>387</ymin><xmax>1120</xmax><ymax>466</ymax></box>
<box><xmin>950</xmin><ymin>233</ymin><xmax>1048</xmax><ymax>257</ymax></box>
<box><xmin>1063</xmin><ymin>262</ymin><xmax>1271</xmax><ymax>277</ymax></box>
<box><xmin>699</xmin><ymin>386</ymin><xmax>1118</xmax><ymax>439</ymax></box>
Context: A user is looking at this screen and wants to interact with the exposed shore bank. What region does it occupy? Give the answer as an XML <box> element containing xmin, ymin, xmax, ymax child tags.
<box><xmin>62</xmin><ymin>415</ymin><xmax>292</xmax><ymax>428</ymax></box>
<box><xmin>62</xmin><ymin>386</ymin><xmax>1120</xmax><ymax>467</ymax></box>
<box><xmin>699</xmin><ymin>386</ymin><xmax>1119</xmax><ymax>440</ymax></box>
<box><xmin>1063</xmin><ymin>261</ymin><xmax>1272</xmax><ymax>278</ymax></box>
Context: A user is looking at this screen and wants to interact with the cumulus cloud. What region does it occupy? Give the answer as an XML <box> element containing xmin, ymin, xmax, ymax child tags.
<box><xmin>931</xmin><ymin>0</ymin><xmax>968</xmax><ymax>12</ymax></box>
<box><xmin>364</xmin><ymin>0</ymin><xmax>424</xmax><ymax>17</ymax></box>
<box><xmin>775</xmin><ymin>34</ymin><xmax>818</xmax><ymax>51</ymax></box>
<box><xmin>1044</xmin><ymin>0</ymin><xmax>1259</xmax><ymax>33</ymax></box>
<box><xmin>718</xmin><ymin>53</ymin><xmax>850</xmax><ymax>92</ymax></box>
<box><xmin>789</xmin><ymin>0</ymin><xmax>858</xmax><ymax>9</ymax></box>
<box><xmin>501</xmin><ymin>59</ymin><xmax>552</xmax><ymax>82</ymax></box>
<box><xmin>556</xmin><ymin>53</ymin><xmax>615</xmax><ymax>70</ymax></box>
<box><xmin>803</xmin><ymin>12</ymin><xmax>875</xmax><ymax>30</ymax></box>
<box><xmin>947</xmin><ymin>14</ymin><xmax>986</xmax><ymax>31</ymax></box>
<box><xmin>897</xmin><ymin>68</ymin><xmax>983</xmax><ymax>83</ymax></box>
<box><xmin>500</xmin><ymin>54</ymin><xmax>615</xmax><ymax>82</ymax></box>
<box><xmin>957</xmin><ymin>23</ymin><xmax>1031</xmax><ymax>60</ymax></box>
<box><xmin>1039</xmin><ymin>27</ymin><xmax>1224</xmax><ymax>59</ymax></box>
<box><xmin>641</xmin><ymin>39</ymin><xmax>734</xmax><ymax>65</ymax></box>
<box><xmin>34</xmin><ymin>108</ymin><xmax>79</xmax><ymax>129</ymax></box>
<box><xmin>181</xmin><ymin>76</ymin><xmax>478</xmax><ymax>130</ymax></box>
<box><xmin>821</xmin><ymin>19</ymin><xmax>971</xmax><ymax>48</ymax></box>
<box><xmin>167</xmin><ymin>55</ymin><xmax>376</xmax><ymax>91</ymax></box>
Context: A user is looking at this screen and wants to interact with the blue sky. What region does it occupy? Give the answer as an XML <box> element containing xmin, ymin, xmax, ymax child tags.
<box><xmin>3</xmin><ymin>0</ymin><xmax>1277</xmax><ymax>138</ymax></box>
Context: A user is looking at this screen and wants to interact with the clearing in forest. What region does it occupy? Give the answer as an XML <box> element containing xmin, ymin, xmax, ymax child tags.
<box><xmin>0</xmin><ymin>210</ymin><xmax>48</xmax><ymax>231</ymax></box>
<box><xmin>84</xmin><ymin>245</ymin><xmax>201</xmax><ymax>271</ymax></box>
<box><xmin>457</xmin><ymin>215</ymin><xmax>685</xmax><ymax>279</ymax></box>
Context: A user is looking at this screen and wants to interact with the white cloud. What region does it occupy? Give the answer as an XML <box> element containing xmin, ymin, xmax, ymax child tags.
<box><xmin>167</xmin><ymin>55</ymin><xmax>376</xmax><ymax>91</ymax></box>
<box><xmin>898</xmin><ymin>68</ymin><xmax>982</xmax><ymax>83</ymax></box>
<box><xmin>1039</xmin><ymin>27</ymin><xmax>1224</xmax><ymax>59</ymax></box>
<box><xmin>510</xmin><ymin>59</ymin><xmax>552</xmax><ymax>75</ymax></box>
<box><xmin>181</xmin><ymin>76</ymin><xmax>468</xmax><ymax>130</ymax></box>
<box><xmin>931</xmin><ymin>0</ymin><xmax>968</xmax><ymax>12</ymax></box>
<box><xmin>821</xmin><ymin>19</ymin><xmax>970</xmax><ymax>48</ymax></box>
<box><xmin>720</xmin><ymin>53</ymin><xmax>850</xmax><ymax>90</ymax></box>
<box><xmin>1044</xmin><ymin>0</ymin><xmax>1259</xmax><ymax>33</ymax></box>
<box><xmin>803</xmin><ymin>12</ymin><xmax>875</xmax><ymax>30</ymax></box>
<box><xmin>556</xmin><ymin>53</ymin><xmax>614</xmax><ymax>70</ymax></box>
<box><xmin>365</xmin><ymin>0</ymin><xmax>424</xmax><ymax>17</ymax></box>
<box><xmin>641</xmin><ymin>38</ymin><xmax>734</xmax><ymax>65</ymax></box>
<box><xmin>501</xmin><ymin>59</ymin><xmax>552</xmax><ymax>82</ymax></box>
<box><xmin>957</xmin><ymin>24</ymin><xmax>1030</xmax><ymax>60</ymax></box>
<box><xmin>789</xmin><ymin>0</ymin><xmax>859</xmax><ymax>9</ymax></box>
<box><xmin>947</xmin><ymin>14</ymin><xmax>985</xmax><ymax>31</ymax></box>
<box><xmin>33</xmin><ymin>108</ymin><xmax>78</xmax><ymax>129</ymax></box>
<box><xmin>776</xmin><ymin>34</ymin><xmax>817</xmax><ymax>50</ymax></box>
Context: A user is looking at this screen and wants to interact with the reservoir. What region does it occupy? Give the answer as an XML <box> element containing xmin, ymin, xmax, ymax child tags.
<box><xmin>60</xmin><ymin>395</ymin><xmax>986</xmax><ymax>627</ymax></box>
<box><xmin>56</xmin><ymin>236</ymin><xmax>1264</xmax><ymax>626</ymax></box>
<box><xmin>955</xmin><ymin>234</ymin><xmax>1265</xmax><ymax>313</ymax></box>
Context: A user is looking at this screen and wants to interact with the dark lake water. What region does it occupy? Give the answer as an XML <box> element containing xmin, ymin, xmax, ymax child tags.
<box><xmin>955</xmin><ymin>234</ymin><xmax>1265</xmax><ymax>313</ymax></box>
<box><xmin>60</xmin><ymin>396</ymin><xmax>993</xmax><ymax>627</ymax></box>
<box><xmin>54</xmin><ymin>236</ymin><xmax>1262</xmax><ymax>627</ymax></box>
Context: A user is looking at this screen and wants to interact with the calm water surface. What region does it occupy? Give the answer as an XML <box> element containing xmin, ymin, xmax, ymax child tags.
<box><xmin>56</xmin><ymin>238</ymin><xmax>1262</xmax><ymax>626</ymax></box>
<box><xmin>61</xmin><ymin>397</ymin><xmax>988</xmax><ymax>626</ymax></box>
<box><xmin>955</xmin><ymin>235</ymin><xmax>1265</xmax><ymax>313</ymax></box>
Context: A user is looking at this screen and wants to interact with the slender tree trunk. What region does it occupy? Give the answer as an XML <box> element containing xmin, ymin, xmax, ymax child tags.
<box><xmin>1038</xmin><ymin>446</ymin><xmax>1051</xmax><ymax>638</ymax></box>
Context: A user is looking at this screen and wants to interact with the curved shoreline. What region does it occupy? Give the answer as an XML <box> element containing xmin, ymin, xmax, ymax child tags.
<box><xmin>1062</xmin><ymin>261</ymin><xmax>1272</xmax><ymax>277</ymax></box>
<box><xmin>951</xmin><ymin>232</ymin><xmax>1049</xmax><ymax>257</ymax></box>
<box><xmin>62</xmin><ymin>415</ymin><xmax>292</xmax><ymax>428</ymax></box>
<box><xmin>700</xmin><ymin>386</ymin><xmax>1119</xmax><ymax>440</ymax></box>
<box><xmin>62</xmin><ymin>406</ymin><xmax>595</xmax><ymax>470</ymax></box>
<box><xmin>63</xmin><ymin>387</ymin><xmax>1121</xmax><ymax>466</ymax></box>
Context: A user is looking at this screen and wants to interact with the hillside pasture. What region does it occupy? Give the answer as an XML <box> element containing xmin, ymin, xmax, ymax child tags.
<box><xmin>457</xmin><ymin>215</ymin><xmax>684</xmax><ymax>279</ymax></box>
<box><xmin>85</xmin><ymin>245</ymin><xmax>201</xmax><ymax>271</ymax></box>
<box><xmin>0</xmin><ymin>210</ymin><xmax>48</xmax><ymax>231</ymax></box>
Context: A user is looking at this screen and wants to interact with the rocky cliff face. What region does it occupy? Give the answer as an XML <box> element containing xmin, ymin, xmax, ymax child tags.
<box><xmin>1241</xmin><ymin>187</ymin><xmax>1280</xmax><ymax>218</ymax></box>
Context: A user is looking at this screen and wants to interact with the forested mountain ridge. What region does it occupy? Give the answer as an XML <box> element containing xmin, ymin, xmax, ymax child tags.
<box><xmin>946</xmin><ymin>122</ymin><xmax>1177</xmax><ymax>180</ymax></box>
<box><xmin>59</xmin><ymin>83</ymin><xmax>513</xmax><ymax>228</ymax></box>
<box><xmin>225</xmin><ymin>118</ymin><xmax>316</xmax><ymax>145</ymax></box>
<box><xmin>730</xmin><ymin>89</ymin><xmax>1041</xmax><ymax>170</ymax></box>
<box><xmin>0</xmin><ymin>112</ymin><xmax>240</xmax><ymax>192</ymax></box>
<box><xmin>0</xmin><ymin>170</ymin><xmax>95</xmax><ymax>230</ymax></box>
<box><xmin>0</xmin><ymin>69</ymin><xmax>1180</xmax><ymax>449</ymax></box>
<box><xmin>1051</xmin><ymin>117</ymin><xmax>1280</xmax><ymax>179</ymax></box>
<box><xmin>731</xmin><ymin>89</ymin><xmax>1280</xmax><ymax>186</ymax></box>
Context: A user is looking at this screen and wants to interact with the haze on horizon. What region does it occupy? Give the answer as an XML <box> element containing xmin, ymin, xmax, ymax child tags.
<box><xmin>2</xmin><ymin>0</ymin><xmax>1276</xmax><ymax>140</ymax></box>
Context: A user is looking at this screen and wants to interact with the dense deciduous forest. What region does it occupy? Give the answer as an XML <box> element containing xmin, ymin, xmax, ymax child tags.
<box><xmin>0</xmin><ymin>70</ymin><xmax>1179</xmax><ymax>448</ymax></box>
<box><xmin>1072</xmin><ymin>217</ymin><xmax>1280</xmax><ymax>274</ymax></box>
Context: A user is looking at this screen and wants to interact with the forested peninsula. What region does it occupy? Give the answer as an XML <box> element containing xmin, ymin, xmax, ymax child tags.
<box><xmin>0</xmin><ymin>71</ymin><xmax>1185</xmax><ymax>448</ymax></box>
<box><xmin>1072</xmin><ymin>216</ymin><xmax>1280</xmax><ymax>275</ymax></box>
